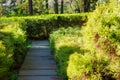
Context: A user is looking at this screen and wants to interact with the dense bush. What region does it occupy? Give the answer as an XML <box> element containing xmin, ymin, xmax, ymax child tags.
<box><xmin>0</xmin><ymin>23</ymin><xmax>26</xmax><ymax>80</ymax></box>
<box><xmin>50</xmin><ymin>1</ymin><xmax>120</xmax><ymax>80</ymax></box>
<box><xmin>25</xmin><ymin>14</ymin><xmax>87</xmax><ymax>39</ymax></box>
<box><xmin>68</xmin><ymin>0</ymin><xmax>120</xmax><ymax>80</ymax></box>
<box><xmin>50</xmin><ymin>27</ymin><xmax>83</xmax><ymax>79</ymax></box>
<box><xmin>0</xmin><ymin>13</ymin><xmax>87</xmax><ymax>40</ymax></box>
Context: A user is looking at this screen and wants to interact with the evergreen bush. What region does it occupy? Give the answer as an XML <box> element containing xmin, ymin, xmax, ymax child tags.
<box><xmin>0</xmin><ymin>23</ymin><xmax>26</xmax><ymax>80</ymax></box>
<box><xmin>68</xmin><ymin>0</ymin><xmax>120</xmax><ymax>80</ymax></box>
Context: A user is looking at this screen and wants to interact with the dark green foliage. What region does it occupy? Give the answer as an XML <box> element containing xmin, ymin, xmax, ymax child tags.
<box><xmin>25</xmin><ymin>14</ymin><xmax>87</xmax><ymax>40</ymax></box>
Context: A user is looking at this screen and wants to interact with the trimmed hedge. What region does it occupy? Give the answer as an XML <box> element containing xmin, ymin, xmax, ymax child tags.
<box><xmin>0</xmin><ymin>23</ymin><xmax>26</xmax><ymax>80</ymax></box>
<box><xmin>50</xmin><ymin>27</ymin><xmax>83</xmax><ymax>79</ymax></box>
<box><xmin>0</xmin><ymin>13</ymin><xmax>87</xmax><ymax>40</ymax></box>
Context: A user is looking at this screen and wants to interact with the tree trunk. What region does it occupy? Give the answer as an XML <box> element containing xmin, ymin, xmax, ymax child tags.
<box><xmin>84</xmin><ymin>0</ymin><xmax>90</xmax><ymax>12</ymax></box>
<box><xmin>46</xmin><ymin>0</ymin><xmax>49</xmax><ymax>13</ymax></box>
<box><xmin>54</xmin><ymin>0</ymin><xmax>58</xmax><ymax>14</ymax></box>
<box><xmin>61</xmin><ymin>0</ymin><xmax>63</xmax><ymax>14</ymax></box>
<box><xmin>69</xmin><ymin>0</ymin><xmax>74</xmax><ymax>13</ymax></box>
<box><xmin>28</xmin><ymin>0</ymin><xmax>33</xmax><ymax>15</ymax></box>
<box><xmin>79</xmin><ymin>0</ymin><xmax>84</xmax><ymax>12</ymax></box>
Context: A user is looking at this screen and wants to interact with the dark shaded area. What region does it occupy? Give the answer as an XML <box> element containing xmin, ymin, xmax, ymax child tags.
<box><xmin>28</xmin><ymin>0</ymin><xmax>33</xmax><ymax>15</ymax></box>
<box><xmin>26</xmin><ymin>14</ymin><xmax>87</xmax><ymax>40</ymax></box>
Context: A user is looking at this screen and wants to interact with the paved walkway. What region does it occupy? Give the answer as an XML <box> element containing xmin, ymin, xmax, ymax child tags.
<box><xmin>18</xmin><ymin>40</ymin><xmax>60</xmax><ymax>80</ymax></box>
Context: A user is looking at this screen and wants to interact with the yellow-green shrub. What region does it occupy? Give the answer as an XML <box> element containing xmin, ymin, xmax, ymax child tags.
<box><xmin>0</xmin><ymin>13</ymin><xmax>87</xmax><ymax>40</ymax></box>
<box><xmin>50</xmin><ymin>27</ymin><xmax>83</xmax><ymax>79</ymax></box>
<box><xmin>50</xmin><ymin>1</ymin><xmax>120</xmax><ymax>80</ymax></box>
<box><xmin>67</xmin><ymin>52</ymin><xmax>110</xmax><ymax>80</ymax></box>
<box><xmin>79</xmin><ymin>0</ymin><xmax>120</xmax><ymax>79</ymax></box>
<box><xmin>0</xmin><ymin>23</ymin><xmax>26</xmax><ymax>80</ymax></box>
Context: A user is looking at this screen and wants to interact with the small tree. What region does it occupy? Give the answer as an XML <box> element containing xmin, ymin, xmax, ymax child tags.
<box><xmin>46</xmin><ymin>0</ymin><xmax>48</xmax><ymax>13</ymax></box>
<box><xmin>28</xmin><ymin>0</ymin><xmax>33</xmax><ymax>15</ymax></box>
<box><xmin>61</xmin><ymin>0</ymin><xmax>64</xmax><ymax>14</ymax></box>
<box><xmin>54</xmin><ymin>0</ymin><xmax>58</xmax><ymax>14</ymax></box>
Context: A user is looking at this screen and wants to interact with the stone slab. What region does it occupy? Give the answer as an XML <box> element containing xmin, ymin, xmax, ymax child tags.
<box><xmin>18</xmin><ymin>41</ymin><xmax>61</xmax><ymax>80</ymax></box>
<box><xmin>32</xmin><ymin>40</ymin><xmax>49</xmax><ymax>46</ymax></box>
<box><xmin>18</xmin><ymin>76</ymin><xmax>61</xmax><ymax>80</ymax></box>
<box><xmin>26</xmin><ymin>49</ymin><xmax>51</xmax><ymax>57</ymax></box>
<box><xmin>22</xmin><ymin>59</ymin><xmax>56</xmax><ymax>65</ymax></box>
<box><xmin>19</xmin><ymin>70</ymin><xmax>57</xmax><ymax>76</ymax></box>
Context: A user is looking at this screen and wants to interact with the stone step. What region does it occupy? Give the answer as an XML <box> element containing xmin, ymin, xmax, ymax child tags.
<box><xmin>23</xmin><ymin>59</ymin><xmax>56</xmax><ymax>65</ymax></box>
<box><xmin>25</xmin><ymin>56</ymin><xmax>54</xmax><ymax>60</ymax></box>
<box><xmin>21</xmin><ymin>66</ymin><xmax>57</xmax><ymax>70</ymax></box>
<box><xmin>27</xmin><ymin>50</ymin><xmax>52</xmax><ymax>57</ymax></box>
<box><xmin>17</xmin><ymin>40</ymin><xmax>61</xmax><ymax>80</ymax></box>
<box><xmin>21</xmin><ymin>56</ymin><xmax>56</xmax><ymax>70</ymax></box>
<box><xmin>19</xmin><ymin>70</ymin><xmax>57</xmax><ymax>76</ymax></box>
<box><xmin>18</xmin><ymin>76</ymin><xmax>61</xmax><ymax>80</ymax></box>
<box><xmin>30</xmin><ymin>46</ymin><xmax>50</xmax><ymax>50</ymax></box>
<box><xmin>28</xmin><ymin>49</ymin><xmax>50</xmax><ymax>53</ymax></box>
<box><xmin>32</xmin><ymin>41</ymin><xmax>49</xmax><ymax>46</ymax></box>
<box><xmin>21</xmin><ymin>64</ymin><xmax>56</xmax><ymax>70</ymax></box>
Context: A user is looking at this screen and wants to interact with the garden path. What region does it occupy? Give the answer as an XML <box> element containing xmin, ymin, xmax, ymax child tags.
<box><xmin>18</xmin><ymin>40</ymin><xmax>60</xmax><ymax>80</ymax></box>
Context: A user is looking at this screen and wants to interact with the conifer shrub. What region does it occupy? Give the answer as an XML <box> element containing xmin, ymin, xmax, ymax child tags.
<box><xmin>67</xmin><ymin>0</ymin><xmax>120</xmax><ymax>80</ymax></box>
<box><xmin>50</xmin><ymin>1</ymin><xmax>120</xmax><ymax>80</ymax></box>
<box><xmin>25</xmin><ymin>14</ymin><xmax>87</xmax><ymax>40</ymax></box>
<box><xmin>50</xmin><ymin>27</ymin><xmax>83</xmax><ymax>79</ymax></box>
<box><xmin>0</xmin><ymin>13</ymin><xmax>87</xmax><ymax>40</ymax></box>
<box><xmin>0</xmin><ymin>23</ymin><xmax>26</xmax><ymax>80</ymax></box>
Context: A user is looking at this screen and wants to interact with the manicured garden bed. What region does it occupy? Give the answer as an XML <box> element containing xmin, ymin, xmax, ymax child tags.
<box><xmin>0</xmin><ymin>13</ymin><xmax>87</xmax><ymax>80</ymax></box>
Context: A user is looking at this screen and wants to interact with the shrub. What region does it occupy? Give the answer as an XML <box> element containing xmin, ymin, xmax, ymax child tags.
<box><xmin>50</xmin><ymin>27</ymin><xmax>83</xmax><ymax>79</ymax></box>
<box><xmin>67</xmin><ymin>52</ymin><xmax>110</xmax><ymax>80</ymax></box>
<box><xmin>25</xmin><ymin>14</ymin><xmax>87</xmax><ymax>39</ymax></box>
<box><xmin>0</xmin><ymin>13</ymin><xmax>87</xmax><ymax>40</ymax></box>
<box><xmin>73</xmin><ymin>0</ymin><xmax>120</xmax><ymax>79</ymax></box>
<box><xmin>0</xmin><ymin>23</ymin><xmax>26</xmax><ymax>80</ymax></box>
<box><xmin>50</xmin><ymin>1</ymin><xmax>120</xmax><ymax>80</ymax></box>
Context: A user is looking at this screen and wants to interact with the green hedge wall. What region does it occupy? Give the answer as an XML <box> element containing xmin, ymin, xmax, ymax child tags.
<box><xmin>25</xmin><ymin>14</ymin><xmax>87</xmax><ymax>40</ymax></box>
<box><xmin>0</xmin><ymin>13</ymin><xmax>87</xmax><ymax>40</ymax></box>
<box><xmin>0</xmin><ymin>23</ymin><xmax>26</xmax><ymax>80</ymax></box>
<box><xmin>50</xmin><ymin>27</ymin><xmax>83</xmax><ymax>79</ymax></box>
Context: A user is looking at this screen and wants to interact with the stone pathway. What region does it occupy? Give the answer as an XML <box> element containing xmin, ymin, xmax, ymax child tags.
<box><xmin>18</xmin><ymin>40</ymin><xmax>61</xmax><ymax>80</ymax></box>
